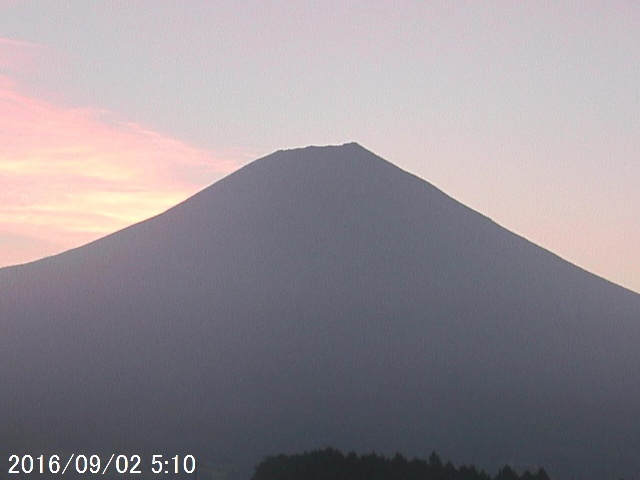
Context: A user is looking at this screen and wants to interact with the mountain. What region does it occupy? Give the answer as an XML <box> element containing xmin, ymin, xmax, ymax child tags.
<box><xmin>1</xmin><ymin>143</ymin><xmax>639</xmax><ymax>479</ymax></box>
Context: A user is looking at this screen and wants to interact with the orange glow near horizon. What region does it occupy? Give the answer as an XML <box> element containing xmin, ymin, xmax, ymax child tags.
<box><xmin>0</xmin><ymin>65</ymin><xmax>249</xmax><ymax>267</ymax></box>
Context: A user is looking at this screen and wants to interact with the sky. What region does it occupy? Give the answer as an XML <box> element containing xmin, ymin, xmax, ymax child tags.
<box><xmin>0</xmin><ymin>1</ymin><xmax>638</xmax><ymax>294</ymax></box>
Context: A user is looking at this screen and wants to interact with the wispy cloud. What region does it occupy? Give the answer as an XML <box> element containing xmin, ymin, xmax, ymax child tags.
<box><xmin>0</xmin><ymin>38</ymin><xmax>251</xmax><ymax>267</ymax></box>
<box><xmin>0</xmin><ymin>37</ymin><xmax>60</xmax><ymax>79</ymax></box>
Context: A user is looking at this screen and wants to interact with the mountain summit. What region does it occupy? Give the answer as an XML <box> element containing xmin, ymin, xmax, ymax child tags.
<box><xmin>1</xmin><ymin>143</ymin><xmax>639</xmax><ymax>479</ymax></box>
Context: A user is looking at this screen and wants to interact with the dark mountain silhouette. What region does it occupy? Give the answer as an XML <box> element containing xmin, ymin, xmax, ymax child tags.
<box><xmin>1</xmin><ymin>143</ymin><xmax>639</xmax><ymax>479</ymax></box>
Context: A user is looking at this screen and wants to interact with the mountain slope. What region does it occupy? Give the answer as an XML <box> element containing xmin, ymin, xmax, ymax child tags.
<box><xmin>1</xmin><ymin>143</ymin><xmax>639</xmax><ymax>479</ymax></box>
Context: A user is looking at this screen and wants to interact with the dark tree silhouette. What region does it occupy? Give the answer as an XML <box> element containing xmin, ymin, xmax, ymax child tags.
<box><xmin>251</xmin><ymin>448</ymin><xmax>551</xmax><ymax>480</ymax></box>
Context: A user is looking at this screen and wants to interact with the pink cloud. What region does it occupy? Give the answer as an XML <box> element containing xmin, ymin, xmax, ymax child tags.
<box><xmin>0</xmin><ymin>38</ymin><xmax>57</xmax><ymax>77</ymax></box>
<box><xmin>0</xmin><ymin>40</ymin><xmax>252</xmax><ymax>267</ymax></box>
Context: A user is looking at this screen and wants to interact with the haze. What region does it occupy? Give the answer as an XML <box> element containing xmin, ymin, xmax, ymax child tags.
<box><xmin>0</xmin><ymin>1</ymin><xmax>638</xmax><ymax>294</ymax></box>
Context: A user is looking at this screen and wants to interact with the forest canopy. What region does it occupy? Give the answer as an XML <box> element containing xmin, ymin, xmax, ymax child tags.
<box><xmin>251</xmin><ymin>448</ymin><xmax>551</xmax><ymax>480</ymax></box>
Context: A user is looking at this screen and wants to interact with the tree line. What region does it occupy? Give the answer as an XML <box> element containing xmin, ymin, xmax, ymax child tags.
<box><xmin>251</xmin><ymin>448</ymin><xmax>551</xmax><ymax>480</ymax></box>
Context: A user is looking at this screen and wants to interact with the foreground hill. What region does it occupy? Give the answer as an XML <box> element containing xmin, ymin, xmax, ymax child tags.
<box><xmin>1</xmin><ymin>143</ymin><xmax>639</xmax><ymax>479</ymax></box>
